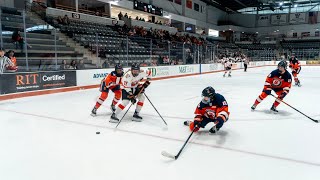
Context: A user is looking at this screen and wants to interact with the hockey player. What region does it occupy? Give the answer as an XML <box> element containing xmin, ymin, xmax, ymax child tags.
<box><xmin>289</xmin><ymin>56</ymin><xmax>301</xmax><ymax>87</ymax></box>
<box><xmin>251</xmin><ymin>61</ymin><xmax>292</xmax><ymax>113</ymax></box>
<box><xmin>91</xmin><ymin>64</ymin><xmax>123</xmax><ymax>116</ymax></box>
<box><xmin>184</xmin><ymin>86</ymin><xmax>229</xmax><ymax>134</ymax></box>
<box><xmin>110</xmin><ymin>63</ymin><xmax>151</xmax><ymax>123</ymax></box>
<box><xmin>223</xmin><ymin>59</ymin><xmax>232</xmax><ymax>77</ymax></box>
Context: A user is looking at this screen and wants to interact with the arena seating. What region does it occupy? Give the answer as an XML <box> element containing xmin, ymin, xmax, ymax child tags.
<box><xmin>1</xmin><ymin>7</ymin><xmax>94</xmax><ymax>71</ymax></box>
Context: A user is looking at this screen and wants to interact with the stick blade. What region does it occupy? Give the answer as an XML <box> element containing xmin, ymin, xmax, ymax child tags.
<box><xmin>161</xmin><ymin>151</ymin><xmax>176</xmax><ymax>160</ymax></box>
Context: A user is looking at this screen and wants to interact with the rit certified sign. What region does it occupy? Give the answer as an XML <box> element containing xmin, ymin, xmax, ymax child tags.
<box><xmin>16</xmin><ymin>74</ymin><xmax>39</xmax><ymax>85</ymax></box>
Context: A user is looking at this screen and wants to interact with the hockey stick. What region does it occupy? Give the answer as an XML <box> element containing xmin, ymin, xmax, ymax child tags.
<box><xmin>115</xmin><ymin>103</ymin><xmax>133</xmax><ymax>128</ymax></box>
<box><xmin>143</xmin><ymin>92</ymin><xmax>168</xmax><ymax>126</ymax></box>
<box><xmin>270</xmin><ymin>94</ymin><xmax>319</xmax><ymax>123</ymax></box>
<box><xmin>161</xmin><ymin>127</ymin><xmax>196</xmax><ymax>160</ymax></box>
<box><xmin>115</xmin><ymin>87</ymin><xmax>146</xmax><ymax>128</ymax></box>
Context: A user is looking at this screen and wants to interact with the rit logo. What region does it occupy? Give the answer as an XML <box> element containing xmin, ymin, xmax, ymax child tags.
<box><xmin>16</xmin><ymin>74</ymin><xmax>39</xmax><ymax>85</ymax></box>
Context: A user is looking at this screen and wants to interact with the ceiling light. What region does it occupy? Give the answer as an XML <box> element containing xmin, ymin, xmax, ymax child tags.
<box><xmin>294</xmin><ymin>4</ymin><xmax>298</xmax><ymax>8</ymax></box>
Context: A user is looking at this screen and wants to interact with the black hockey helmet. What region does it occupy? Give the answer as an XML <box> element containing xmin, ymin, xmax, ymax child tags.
<box><xmin>115</xmin><ymin>63</ymin><xmax>123</xmax><ymax>71</ymax></box>
<box><xmin>278</xmin><ymin>60</ymin><xmax>287</xmax><ymax>69</ymax></box>
<box><xmin>131</xmin><ymin>63</ymin><xmax>140</xmax><ymax>77</ymax></box>
<box><xmin>131</xmin><ymin>63</ymin><xmax>140</xmax><ymax>71</ymax></box>
<box><xmin>114</xmin><ymin>63</ymin><xmax>123</xmax><ymax>77</ymax></box>
<box><xmin>202</xmin><ymin>86</ymin><xmax>216</xmax><ymax>100</ymax></box>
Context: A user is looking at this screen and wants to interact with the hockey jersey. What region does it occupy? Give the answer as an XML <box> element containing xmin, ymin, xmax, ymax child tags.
<box><xmin>194</xmin><ymin>93</ymin><xmax>229</xmax><ymax>122</ymax></box>
<box><xmin>121</xmin><ymin>70</ymin><xmax>151</xmax><ymax>93</ymax></box>
<box><xmin>224</xmin><ymin>61</ymin><xmax>232</xmax><ymax>68</ymax></box>
<box><xmin>289</xmin><ymin>59</ymin><xmax>301</xmax><ymax>71</ymax></box>
<box><xmin>264</xmin><ymin>69</ymin><xmax>292</xmax><ymax>93</ymax></box>
<box><xmin>100</xmin><ymin>71</ymin><xmax>122</xmax><ymax>90</ymax></box>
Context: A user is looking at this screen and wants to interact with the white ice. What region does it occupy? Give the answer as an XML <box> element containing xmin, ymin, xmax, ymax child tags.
<box><xmin>1</xmin><ymin>66</ymin><xmax>320</xmax><ymax>180</ymax></box>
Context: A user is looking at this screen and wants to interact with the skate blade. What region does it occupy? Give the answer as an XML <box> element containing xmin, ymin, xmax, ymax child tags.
<box><xmin>91</xmin><ymin>113</ymin><xmax>97</xmax><ymax>117</ymax></box>
<box><xmin>132</xmin><ymin>118</ymin><xmax>142</xmax><ymax>122</ymax></box>
<box><xmin>109</xmin><ymin>119</ymin><xmax>119</xmax><ymax>123</ymax></box>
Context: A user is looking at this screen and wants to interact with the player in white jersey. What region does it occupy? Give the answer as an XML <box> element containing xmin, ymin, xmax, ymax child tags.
<box><xmin>223</xmin><ymin>59</ymin><xmax>232</xmax><ymax>77</ymax></box>
<box><xmin>110</xmin><ymin>63</ymin><xmax>151</xmax><ymax>123</ymax></box>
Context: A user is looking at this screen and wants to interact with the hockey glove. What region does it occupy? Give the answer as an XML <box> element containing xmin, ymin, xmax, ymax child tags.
<box><xmin>143</xmin><ymin>80</ymin><xmax>151</xmax><ymax>89</ymax></box>
<box><xmin>279</xmin><ymin>91</ymin><xmax>287</xmax><ymax>99</ymax></box>
<box><xmin>127</xmin><ymin>91</ymin><xmax>137</xmax><ymax>104</ymax></box>
<box><xmin>193</xmin><ymin>115</ymin><xmax>203</xmax><ymax>128</ymax></box>
<box><xmin>134</xmin><ymin>84</ymin><xmax>145</xmax><ymax>96</ymax></box>
<box><xmin>263</xmin><ymin>89</ymin><xmax>272</xmax><ymax>95</ymax></box>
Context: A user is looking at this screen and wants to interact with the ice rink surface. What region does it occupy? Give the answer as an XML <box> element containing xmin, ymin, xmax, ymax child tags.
<box><xmin>1</xmin><ymin>66</ymin><xmax>320</xmax><ymax>180</ymax></box>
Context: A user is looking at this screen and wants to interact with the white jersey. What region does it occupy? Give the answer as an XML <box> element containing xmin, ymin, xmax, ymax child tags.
<box><xmin>121</xmin><ymin>70</ymin><xmax>151</xmax><ymax>93</ymax></box>
<box><xmin>224</xmin><ymin>61</ymin><xmax>232</xmax><ymax>68</ymax></box>
<box><xmin>0</xmin><ymin>56</ymin><xmax>13</xmax><ymax>74</ymax></box>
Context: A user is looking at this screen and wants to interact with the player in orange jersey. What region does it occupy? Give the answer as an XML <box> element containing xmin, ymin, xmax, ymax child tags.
<box><xmin>251</xmin><ymin>61</ymin><xmax>292</xmax><ymax>113</ymax></box>
<box><xmin>91</xmin><ymin>64</ymin><xmax>123</xmax><ymax>116</ymax></box>
<box><xmin>184</xmin><ymin>86</ymin><xmax>229</xmax><ymax>134</ymax></box>
<box><xmin>289</xmin><ymin>56</ymin><xmax>301</xmax><ymax>87</ymax></box>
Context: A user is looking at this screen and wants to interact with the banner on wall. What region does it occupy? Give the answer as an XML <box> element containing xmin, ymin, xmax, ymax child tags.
<box><xmin>258</xmin><ymin>15</ymin><xmax>270</xmax><ymax>26</ymax></box>
<box><xmin>301</xmin><ymin>32</ymin><xmax>310</xmax><ymax>37</ymax></box>
<box><xmin>0</xmin><ymin>71</ymin><xmax>76</xmax><ymax>95</ymax></box>
<box><xmin>271</xmin><ymin>14</ymin><xmax>287</xmax><ymax>25</ymax></box>
<box><xmin>308</xmin><ymin>12</ymin><xmax>318</xmax><ymax>24</ymax></box>
<box><xmin>186</xmin><ymin>0</ymin><xmax>192</xmax><ymax>9</ymax></box>
<box><xmin>289</xmin><ymin>13</ymin><xmax>306</xmax><ymax>24</ymax></box>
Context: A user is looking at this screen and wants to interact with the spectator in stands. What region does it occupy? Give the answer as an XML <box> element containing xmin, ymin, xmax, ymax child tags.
<box><xmin>12</xmin><ymin>30</ymin><xmax>24</xmax><ymax>51</ymax></box>
<box><xmin>57</xmin><ymin>16</ymin><xmax>63</xmax><ymax>24</ymax></box>
<box><xmin>118</xmin><ymin>12</ymin><xmax>123</xmax><ymax>20</ymax></box>
<box><xmin>163</xmin><ymin>56</ymin><xmax>169</xmax><ymax>64</ymax></box>
<box><xmin>60</xmin><ymin>60</ymin><xmax>69</xmax><ymax>70</ymax></box>
<box><xmin>0</xmin><ymin>50</ymin><xmax>15</xmax><ymax>74</ymax></box>
<box><xmin>135</xmin><ymin>16</ymin><xmax>139</xmax><ymax>20</ymax></box>
<box><xmin>63</xmin><ymin>14</ymin><xmax>70</xmax><ymax>25</ymax></box>
<box><xmin>129</xmin><ymin>16</ymin><xmax>132</xmax><ymax>19</ymax></box>
<box><xmin>102</xmin><ymin>60</ymin><xmax>110</xmax><ymax>68</ymax></box>
<box><xmin>159</xmin><ymin>21</ymin><xmax>162</xmax><ymax>25</ymax></box>
<box><xmin>140</xmin><ymin>61</ymin><xmax>148</xmax><ymax>67</ymax></box>
<box><xmin>124</xmin><ymin>13</ymin><xmax>128</xmax><ymax>18</ymax></box>
<box><xmin>76</xmin><ymin>60</ymin><xmax>85</xmax><ymax>70</ymax></box>
<box><xmin>142</xmin><ymin>18</ymin><xmax>145</xmax><ymax>22</ymax></box>
<box><xmin>6</xmin><ymin>50</ymin><xmax>17</xmax><ymax>67</ymax></box>
<box><xmin>70</xmin><ymin>60</ymin><xmax>77</xmax><ymax>69</ymax></box>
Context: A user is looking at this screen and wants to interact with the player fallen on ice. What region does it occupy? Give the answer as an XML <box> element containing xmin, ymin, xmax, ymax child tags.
<box><xmin>184</xmin><ymin>86</ymin><xmax>230</xmax><ymax>134</ymax></box>
<box><xmin>251</xmin><ymin>61</ymin><xmax>292</xmax><ymax>113</ymax></box>
<box><xmin>110</xmin><ymin>63</ymin><xmax>151</xmax><ymax>123</ymax></box>
<box><xmin>91</xmin><ymin>64</ymin><xmax>124</xmax><ymax>116</ymax></box>
<box><xmin>289</xmin><ymin>54</ymin><xmax>301</xmax><ymax>87</ymax></box>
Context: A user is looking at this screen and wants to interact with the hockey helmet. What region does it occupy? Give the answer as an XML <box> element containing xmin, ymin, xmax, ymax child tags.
<box><xmin>202</xmin><ymin>86</ymin><xmax>216</xmax><ymax>103</ymax></box>
<box><xmin>131</xmin><ymin>63</ymin><xmax>140</xmax><ymax>77</ymax></box>
<box><xmin>115</xmin><ymin>63</ymin><xmax>123</xmax><ymax>71</ymax></box>
<box><xmin>278</xmin><ymin>60</ymin><xmax>287</xmax><ymax>69</ymax></box>
<box><xmin>114</xmin><ymin>64</ymin><xmax>123</xmax><ymax>77</ymax></box>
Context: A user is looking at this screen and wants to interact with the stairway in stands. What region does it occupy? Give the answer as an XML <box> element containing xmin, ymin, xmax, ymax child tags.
<box><xmin>1</xmin><ymin>6</ymin><xmax>95</xmax><ymax>71</ymax></box>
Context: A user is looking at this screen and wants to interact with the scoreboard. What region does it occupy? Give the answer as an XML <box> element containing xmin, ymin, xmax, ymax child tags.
<box><xmin>133</xmin><ymin>0</ymin><xmax>163</xmax><ymax>16</ymax></box>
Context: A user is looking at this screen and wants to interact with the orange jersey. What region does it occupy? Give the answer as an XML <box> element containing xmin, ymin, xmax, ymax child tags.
<box><xmin>264</xmin><ymin>69</ymin><xmax>292</xmax><ymax>93</ymax></box>
<box><xmin>102</xmin><ymin>71</ymin><xmax>122</xmax><ymax>89</ymax></box>
<box><xmin>9</xmin><ymin>57</ymin><xmax>17</xmax><ymax>66</ymax></box>
<box><xmin>290</xmin><ymin>60</ymin><xmax>301</xmax><ymax>70</ymax></box>
<box><xmin>194</xmin><ymin>93</ymin><xmax>229</xmax><ymax>122</ymax></box>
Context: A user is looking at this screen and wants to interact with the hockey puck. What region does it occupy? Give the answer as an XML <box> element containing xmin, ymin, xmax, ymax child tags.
<box><xmin>96</xmin><ymin>132</ymin><xmax>100</xmax><ymax>134</ymax></box>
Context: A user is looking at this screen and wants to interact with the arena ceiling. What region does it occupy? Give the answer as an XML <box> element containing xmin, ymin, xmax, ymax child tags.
<box><xmin>202</xmin><ymin>0</ymin><xmax>320</xmax><ymax>13</ymax></box>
